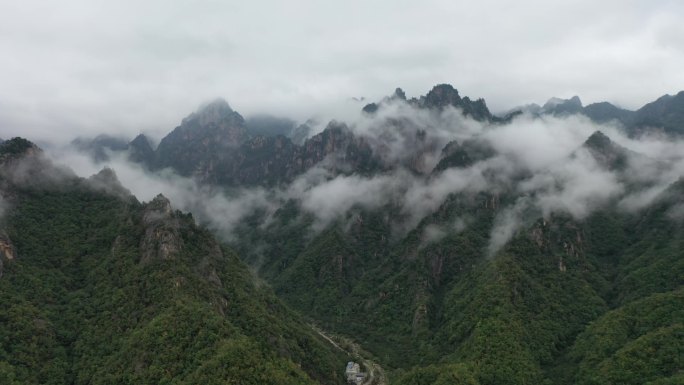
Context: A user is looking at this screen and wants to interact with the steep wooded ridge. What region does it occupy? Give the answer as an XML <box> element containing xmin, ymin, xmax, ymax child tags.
<box><xmin>0</xmin><ymin>138</ymin><xmax>347</xmax><ymax>385</ymax></box>
<box><xmin>14</xmin><ymin>83</ymin><xmax>684</xmax><ymax>384</ymax></box>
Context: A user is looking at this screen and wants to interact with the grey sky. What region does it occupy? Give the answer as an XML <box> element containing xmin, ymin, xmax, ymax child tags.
<box><xmin>1</xmin><ymin>0</ymin><xmax>683</xmax><ymax>143</ymax></box>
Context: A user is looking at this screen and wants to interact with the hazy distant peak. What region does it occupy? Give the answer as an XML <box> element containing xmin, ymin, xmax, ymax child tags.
<box><xmin>88</xmin><ymin>167</ymin><xmax>131</xmax><ymax>198</ymax></box>
<box><xmin>69</xmin><ymin>134</ymin><xmax>128</xmax><ymax>163</ymax></box>
<box><xmin>198</xmin><ymin>97</ymin><xmax>233</xmax><ymax>113</ymax></box>
<box><xmin>583</xmin><ymin>130</ymin><xmax>611</xmax><ymax>150</ymax></box>
<box><xmin>183</xmin><ymin>97</ymin><xmax>238</xmax><ymax>127</ymax></box>
<box><xmin>127</xmin><ymin>134</ymin><xmax>155</xmax><ymax>164</ymax></box>
<box><xmin>542</xmin><ymin>97</ymin><xmax>563</xmax><ymax>108</ymax></box>
<box><xmin>130</xmin><ymin>133</ymin><xmax>151</xmax><ymax>147</ymax></box>
<box><xmin>91</xmin><ymin>166</ymin><xmax>119</xmax><ymax>181</ymax></box>
<box><xmin>580</xmin><ymin>130</ymin><xmax>638</xmax><ymax>172</ymax></box>
<box><xmin>393</xmin><ymin>87</ymin><xmax>407</xmax><ymax>100</ymax></box>
<box><xmin>423</xmin><ymin>83</ymin><xmax>462</xmax><ymax>108</ymax></box>
<box><xmin>568</xmin><ymin>95</ymin><xmax>583</xmax><ymax>107</ymax></box>
<box><xmin>639</xmin><ymin>92</ymin><xmax>684</xmax><ymax>111</ymax></box>
<box><xmin>361</xmin><ymin>87</ymin><xmax>408</xmax><ymax>114</ymax></box>
<box><xmin>542</xmin><ymin>95</ymin><xmax>583</xmax><ymax>116</ymax></box>
<box><xmin>653</xmin><ymin>94</ymin><xmax>674</xmax><ymax>103</ymax></box>
<box><xmin>585</xmin><ymin>101</ymin><xmax>618</xmax><ymax>109</ymax></box>
<box><xmin>543</xmin><ymin>95</ymin><xmax>582</xmax><ymax>109</ymax></box>
<box><xmin>583</xmin><ymin>102</ymin><xmax>634</xmax><ymax>125</ymax></box>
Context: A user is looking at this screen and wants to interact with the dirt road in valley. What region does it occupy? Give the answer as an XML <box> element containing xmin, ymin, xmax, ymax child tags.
<box><xmin>311</xmin><ymin>325</ymin><xmax>387</xmax><ymax>385</ymax></box>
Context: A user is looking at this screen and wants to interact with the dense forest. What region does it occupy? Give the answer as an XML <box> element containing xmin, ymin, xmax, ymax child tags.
<box><xmin>0</xmin><ymin>139</ymin><xmax>347</xmax><ymax>385</ymax></box>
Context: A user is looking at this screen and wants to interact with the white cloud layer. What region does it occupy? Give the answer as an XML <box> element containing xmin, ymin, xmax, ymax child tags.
<box><xmin>37</xmin><ymin>87</ymin><xmax>684</xmax><ymax>257</ymax></box>
<box><xmin>1</xmin><ymin>0</ymin><xmax>684</xmax><ymax>143</ymax></box>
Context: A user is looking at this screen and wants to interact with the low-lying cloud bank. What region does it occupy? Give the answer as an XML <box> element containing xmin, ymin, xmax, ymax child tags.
<box><xmin>44</xmin><ymin>101</ymin><xmax>684</xmax><ymax>256</ymax></box>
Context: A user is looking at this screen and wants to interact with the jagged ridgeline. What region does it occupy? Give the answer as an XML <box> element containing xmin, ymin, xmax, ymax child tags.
<box><xmin>0</xmin><ymin>138</ymin><xmax>347</xmax><ymax>385</ymax></box>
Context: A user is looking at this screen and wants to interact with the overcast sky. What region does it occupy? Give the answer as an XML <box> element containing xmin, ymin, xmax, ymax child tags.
<box><xmin>1</xmin><ymin>0</ymin><xmax>683</xmax><ymax>143</ymax></box>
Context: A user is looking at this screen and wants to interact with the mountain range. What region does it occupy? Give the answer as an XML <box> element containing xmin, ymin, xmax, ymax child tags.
<box><xmin>74</xmin><ymin>83</ymin><xmax>684</xmax><ymax>186</ymax></box>
<box><xmin>3</xmin><ymin>83</ymin><xmax>684</xmax><ymax>384</ymax></box>
<box><xmin>515</xmin><ymin>90</ymin><xmax>684</xmax><ymax>136</ymax></box>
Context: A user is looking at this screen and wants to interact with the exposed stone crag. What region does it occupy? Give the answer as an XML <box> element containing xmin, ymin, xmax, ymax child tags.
<box><xmin>0</xmin><ymin>231</ymin><xmax>16</xmax><ymax>278</ymax></box>
<box><xmin>140</xmin><ymin>194</ymin><xmax>183</xmax><ymax>263</ymax></box>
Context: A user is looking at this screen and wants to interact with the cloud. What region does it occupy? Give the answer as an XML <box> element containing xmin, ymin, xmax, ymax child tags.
<box><xmin>294</xmin><ymin>171</ymin><xmax>398</xmax><ymax>232</ymax></box>
<box><xmin>519</xmin><ymin>149</ymin><xmax>624</xmax><ymax>218</ymax></box>
<box><xmin>667</xmin><ymin>203</ymin><xmax>684</xmax><ymax>222</ymax></box>
<box><xmin>1</xmin><ymin>1</ymin><xmax>684</xmax><ymax>144</ymax></box>
<box><xmin>400</xmin><ymin>165</ymin><xmax>489</xmax><ymax>229</ymax></box>
<box><xmin>282</xmin><ymin>143</ymin><xmax>491</xmax><ymax>236</ymax></box>
<box><xmin>487</xmin><ymin>198</ymin><xmax>533</xmax><ymax>257</ymax></box>
<box><xmin>420</xmin><ymin>217</ymin><xmax>468</xmax><ymax>248</ymax></box>
<box><xmin>38</xmin><ymin>94</ymin><xmax>684</xmax><ymax>256</ymax></box>
<box><xmin>46</xmin><ymin>146</ymin><xmax>276</xmax><ymax>240</ymax></box>
<box><xmin>482</xmin><ymin>114</ymin><xmax>595</xmax><ymax>170</ymax></box>
<box><xmin>422</xmin><ymin>224</ymin><xmax>447</xmax><ymax>245</ymax></box>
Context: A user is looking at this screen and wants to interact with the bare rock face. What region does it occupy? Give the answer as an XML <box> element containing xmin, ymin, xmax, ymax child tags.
<box><xmin>154</xmin><ymin>99</ymin><xmax>248</xmax><ymax>178</ymax></box>
<box><xmin>196</xmin><ymin>242</ymin><xmax>224</xmax><ymax>288</ymax></box>
<box><xmin>0</xmin><ymin>231</ymin><xmax>16</xmax><ymax>278</ymax></box>
<box><xmin>140</xmin><ymin>194</ymin><xmax>183</xmax><ymax>263</ymax></box>
<box><xmin>138</xmin><ymin>193</ymin><xmax>226</xmax><ymax>288</ymax></box>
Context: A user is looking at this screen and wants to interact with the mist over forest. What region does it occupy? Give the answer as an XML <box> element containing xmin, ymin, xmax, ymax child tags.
<box><xmin>2</xmin><ymin>1</ymin><xmax>684</xmax><ymax>384</ymax></box>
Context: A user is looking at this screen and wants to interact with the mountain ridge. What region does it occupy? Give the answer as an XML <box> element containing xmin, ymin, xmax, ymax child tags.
<box><xmin>0</xmin><ymin>138</ymin><xmax>347</xmax><ymax>385</ymax></box>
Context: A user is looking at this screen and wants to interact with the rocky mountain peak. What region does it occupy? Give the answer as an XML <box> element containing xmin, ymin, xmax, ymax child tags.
<box><xmin>568</xmin><ymin>95</ymin><xmax>582</xmax><ymax>106</ymax></box>
<box><xmin>393</xmin><ymin>87</ymin><xmax>407</xmax><ymax>100</ymax></box>
<box><xmin>190</xmin><ymin>97</ymin><xmax>235</xmax><ymax>126</ymax></box>
<box><xmin>542</xmin><ymin>96</ymin><xmax>583</xmax><ymax>115</ymax></box>
<box><xmin>362</xmin><ymin>84</ymin><xmax>495</xmax><ymax>122</ymax></box>
<box><xmin>153</xmin><ymin>98</ymin><xmax>248</xmax><ymax>177</ymax></box>
<box><xmin>423</xmin><ymin>84</ymin><xmax>462</xmax><ymax>109</ymax></box>
<box><xmin>130</xmin><ymin>133</ymin><xmax>152</xmax><ymax>149</ymax></box>
<box><xmin>128</xmin><ymin>134</ymin><xmax>155</xmax><ymax>164</ymax></box>
<box><xmin>140</xmin><ymin>193</ymin><xmax>183</xmax><ymax>263</ymax></box>
<box><xmin>361</xmin><ymin>87</ymin><xmax>408</xmax><ymax>115</ymax></box>
<box><xmin>0</xmin><ymin>137</ymin><xmax>41</xmax><ymax>162</ymax></box>
<box><xmin>145</xmin><ymin>194</ymin><xmax>173</xmax><ymax>219</ymax></box>
<box><xmin>362</xmin><ymin>102</ymin><xmax>380</xmax><ymax>114</ymax></box>
<box><xmin>581</xmin><ymin>130</ymin><xmax>633</xmax><ymax>171</ymax></box>
<box><xmin>584</xmin><ymin>130</ymin><xmax>611</xmax><ymax>150</ymax></box>
<box><xmin>543</xmin><ymin>96</ymin><xmax>582</xmax><ymax>108</ymax></box>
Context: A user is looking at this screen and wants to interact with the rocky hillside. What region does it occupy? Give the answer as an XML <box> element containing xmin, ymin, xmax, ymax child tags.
<box><xmin>0</xmin><ymin>138</ymin><xmax>347</xmax><ymax>385</ymax></box>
